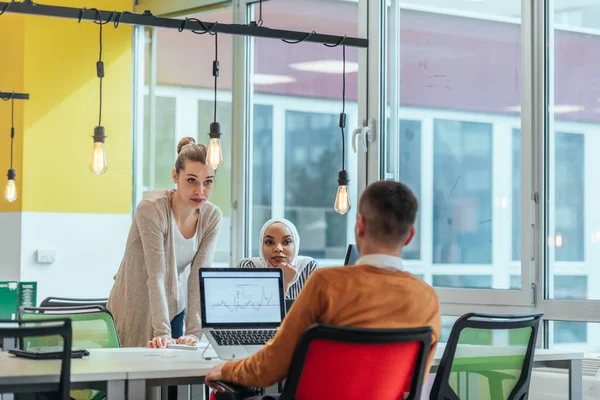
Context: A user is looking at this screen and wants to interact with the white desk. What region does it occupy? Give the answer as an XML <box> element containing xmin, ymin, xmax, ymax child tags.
<box><xmin>0</xmin><ymin>345</ymin><xmax>584</xmax><ymax>400</ymax></box>
<box><xmin>0</xmin><ymin>351</ymin><xmax>128</xmax><ymax>399</ymax></box>
<box><xmin>91</xmin><ymin>348</ymin><xmax>220</xmax><ymax>399</ymax></box>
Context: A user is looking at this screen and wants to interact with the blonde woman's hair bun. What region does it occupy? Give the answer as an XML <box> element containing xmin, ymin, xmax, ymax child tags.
<box><xmin>177</xmin><ymin>137</ymin><xmax>196</xmax><ymax>154</ymax></box>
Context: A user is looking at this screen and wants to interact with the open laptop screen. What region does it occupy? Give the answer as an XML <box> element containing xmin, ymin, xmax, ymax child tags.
<box><xmin>200</xmin><ymin>268</ymin><xmax>285</xmax><ymax>328</ymax></box>
<box><xmin>344</xmin><ymin>244</ymin><xmax>360</xmax><ymax>266</ymax></box>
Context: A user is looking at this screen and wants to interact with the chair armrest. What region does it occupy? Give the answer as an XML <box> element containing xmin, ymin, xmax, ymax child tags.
<box><xmin>211</xmin><ymin>381</ymin><xmax>262</xmax><ymax>400</ymax></box>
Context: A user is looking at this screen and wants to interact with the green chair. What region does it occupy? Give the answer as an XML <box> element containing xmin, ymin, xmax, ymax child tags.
<box><xmin>430</xmin><ymin>312</ymin><xmax>543</xmax><ymax>400</ymax></box>
<box><xmin>20</xmin><ymin>305</ymin><xmax>120</xmax><ymax>400</ymax></box>
<box><xmin>40</xmin><ymin>297</ymin><xmax>108</xmax><ymax>309</ymax></box>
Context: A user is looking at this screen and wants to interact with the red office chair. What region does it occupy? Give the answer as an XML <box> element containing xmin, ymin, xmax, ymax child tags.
<box><xmin>211</xmin><ymin>324</ymin><xmax>433</xmax><ymax>400</ymax></box>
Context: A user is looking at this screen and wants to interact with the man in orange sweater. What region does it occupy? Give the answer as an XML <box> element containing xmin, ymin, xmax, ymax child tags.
<box><xmin>205</xmin><ymin>180</ymin><xmax>440</xmax><ymax>389</ymax></box>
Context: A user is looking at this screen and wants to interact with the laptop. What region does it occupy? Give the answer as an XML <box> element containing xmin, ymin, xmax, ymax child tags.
<box><xmin>344</xmin><ymin>244</ymin><xmax>360</xmax><ymax>266</ymax></box>
<box><xmin>285</xmin><ymin>299</ymin><xmax>295</xmax><ymax>315</ymax></box>
<box><xmin>199</xmin><ymin>268</ymin><xmax>286</xmax><ymax>360</ymax></box>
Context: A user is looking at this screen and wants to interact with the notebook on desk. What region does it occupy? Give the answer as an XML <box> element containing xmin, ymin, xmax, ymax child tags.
<box><xmin>9</xmin><ymin>348</ymin><xmax>89</xmax><ymax>360</ymax></box>
<box><xmin>199</xmin><ymin>268</ymin><xmax>285</xmax><ymax>360</ymax></box>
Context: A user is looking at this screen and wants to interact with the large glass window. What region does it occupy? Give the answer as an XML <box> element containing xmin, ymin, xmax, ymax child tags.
<box><xmin>553</xmin><ymin>133</ymin><xmax>584</xmax><ymax>262</ymax></box>
<box><xmin>433</xmin><ymin>119</ymin><xmax>493</xmax><ymax>265</ymax></box>
<box><xmin>432</xmin><ymin>275</ymin><xmax>492</xmax><ymax>290</ymax></box>
<box><xmin>142</xmin><ymin>95</ymin><xmax>176</xmax><ymax>196</ymax></box>
<box><xmin>399</xmin><ymin>119</ymin><xmax>422</xmax><ymax>260</ymax></box>
<box><xmin>137</xmin><ymin>9</ymin><xmax>233</xmax><ymax>267</ymax></box>
<box><xmin>384</xmin><ymin>0</ymin><xmax>522</xmax><ymax>290</ymax></box>
<box><xmin>257</xmin><ymin>0</ymin><xmax>357</xmax><ymax>36</ymax></box>
<box><xmin>247</xmin><ymin>0</ymin><xmax>359</xmax><ymax>266</ymax></box>
<box><xmin>251</xmin><ymin>104</ymin><xmax>274</xmax><ymax>257</ymax></box>
<box><xmin>547</xmin><ymin>0</ymin><xmax>600</xmax><ymax>300</ymax></box>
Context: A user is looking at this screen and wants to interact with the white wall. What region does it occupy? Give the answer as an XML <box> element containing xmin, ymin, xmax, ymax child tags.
<box><xmin>0</xmin><ymin>212</ymin><xmax>22</xmax><ymax>281</ymax></box>
<box><xmin>19</xmin><ymin>212</ymin><xmax>130</xmax><ymax>303</ymax></box>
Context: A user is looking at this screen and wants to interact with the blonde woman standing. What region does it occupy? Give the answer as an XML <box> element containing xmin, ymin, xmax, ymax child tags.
<box><xmin>107</xmin><ymin>137</ymin><xmax>223</xmax><ymax>348</ymax></box>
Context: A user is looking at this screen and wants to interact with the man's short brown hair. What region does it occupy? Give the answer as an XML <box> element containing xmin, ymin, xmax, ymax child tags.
<box><xmin>358</xmin><ymin>180</ymin><xmax>419</xmax><ymax>245</ymax></box>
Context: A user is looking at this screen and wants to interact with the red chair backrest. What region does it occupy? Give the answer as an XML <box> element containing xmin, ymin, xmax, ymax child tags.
<box><xmin>294</xmin><ymin>338</ymin><xmax>421</xmax><ymax>400</ymax></box>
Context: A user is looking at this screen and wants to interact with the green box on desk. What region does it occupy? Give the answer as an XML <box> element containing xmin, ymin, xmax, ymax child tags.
<box><xmin>18</xmin><ymin>282</ymin><xmax>37</xmax><ymax>308</ymax></box>
<box><xmin>0</xmin><ymin>281</ymin><xmax>19</xmax><ymax>320</ymax></box>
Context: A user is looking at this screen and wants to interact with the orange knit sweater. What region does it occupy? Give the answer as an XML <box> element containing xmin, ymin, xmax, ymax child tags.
<box><xmin>221</xmin><ymin>264</ymin><xmax>441</xmax><ymax>388</ymax></box>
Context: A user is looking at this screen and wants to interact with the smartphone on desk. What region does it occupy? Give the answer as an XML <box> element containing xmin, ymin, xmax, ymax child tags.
<box><xmin>166</xmin><ymin>343</ymin><xmax>198</xmax><ymax>351</ymax></box>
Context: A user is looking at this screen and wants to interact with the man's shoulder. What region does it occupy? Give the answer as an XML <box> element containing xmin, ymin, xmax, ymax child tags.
<box><xmin>308</xmin><ymin>265</ymin><xmax>354</xmax><ymax>283</ymax></box>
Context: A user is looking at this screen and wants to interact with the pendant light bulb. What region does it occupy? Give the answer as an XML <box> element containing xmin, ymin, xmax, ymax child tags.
<box><xmin>334</xmin><ymin>170</ymin><xmax>351</xmax><ymax>215</ymax></box>
<box><xmin>89</xmin><ymin>126</ymin><xmax>108</xmax><ymax>175</ymax></box>
<box><xmin>207</xmin><ymin>122</ymin><xmax>223</xmax><ymax>170</ymax></box>
<box><xmin>4</xmin><ymin>169</ymin><xmax>16</xmax><ymax>203</ymax></box>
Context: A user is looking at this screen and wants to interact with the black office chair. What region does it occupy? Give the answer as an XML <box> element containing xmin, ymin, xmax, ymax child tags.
<box><xmin>0</xmin><ymin>318</ymin><xmax>72</xmax><ymax>400</ymax></box>
<box><xmin>40</xmin><ymin>297</ymin><xmax>108</xmax><ymax>308</ymax></box>
<box><xmin>212</xmin><ymin>324</ymin><xmax>433</xmax><ymax>400</ymax></box>
<box><xmin>430</xmin><ymin>312</ymin><xmax>543</xmax><ymax>400</ymax></box>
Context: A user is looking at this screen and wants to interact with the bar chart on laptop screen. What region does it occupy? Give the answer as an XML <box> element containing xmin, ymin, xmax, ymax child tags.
<box><xmin>204</xmin><ymin>278</ymin><xmax>282</xmax><ymax>323</ymax></box>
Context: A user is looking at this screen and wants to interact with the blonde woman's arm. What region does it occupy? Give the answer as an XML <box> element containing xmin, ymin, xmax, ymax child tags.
<box><xmin>136</xmin><ymin>200</ymin><xmax>172</xmax><ymax>340</ymax></box>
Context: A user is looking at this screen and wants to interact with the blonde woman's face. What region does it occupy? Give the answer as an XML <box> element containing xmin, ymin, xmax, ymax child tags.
<box><xmin>172</xmin><ymin>161</ymin><xmax>215</xmax><ymax>209</ymax></box>
<box><xmin>262</xmin><ymin>222</ymin><xmax>296</xmax><ymax>267</ymax></box>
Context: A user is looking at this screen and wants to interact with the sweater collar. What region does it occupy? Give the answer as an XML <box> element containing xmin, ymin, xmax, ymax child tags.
<box><xmin>355</xmin><ymin>254</ymin><xmax>404</xmax><ymax>271</ymax></box>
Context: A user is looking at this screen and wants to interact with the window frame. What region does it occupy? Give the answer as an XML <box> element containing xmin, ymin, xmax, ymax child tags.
<box><xmin>375</xmin><ymin>0</ymin><xmax>535</xmax><ymax>307</ymax></box>
<box><xmin>537</xmin><ymin>0</ymin><xmax>600</xmax><ymax>326</ymax></box>
<box><xmin>232</xmin><ymin>0</ymin><xmax>370</xmax><ymax>264</ymax></box>
<box><xmin>134</xmin><ymin>0</ymin><xmax>600</xmax><ymax>350</ymax></box>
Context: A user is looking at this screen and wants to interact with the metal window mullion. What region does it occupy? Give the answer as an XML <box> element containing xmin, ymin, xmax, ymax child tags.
<box><xmin>531</xmin><ymin>0</ymin><xmax>550</xmax><ymax>306</ymax></box>
<box><xmin>231</xmin><ymin>0</ymin><xmax>251</xmax><ymax>263</ymax></box>
<box><xmin>361</xmin><ymin>0</ymin><xmax>384</xmax><ymax>189</ymax></box>
<box><xmin>149</xmin><ymin>27</ymin><xmax>158</xmax><ymax>191</ymax></box>
<box><xmin>520</xmin><ymin>0</ymin><xmax>541</xmax><ymax>306</ymax></box>
<box><xmin>387</xmin><ymin>0</ymin><xmax>400</xmax><ymax>181</ymax></box>
<box><xmin>133</xmin><ymin>27</ymin><xmax>147</xmax><ymax>208</ymax></box>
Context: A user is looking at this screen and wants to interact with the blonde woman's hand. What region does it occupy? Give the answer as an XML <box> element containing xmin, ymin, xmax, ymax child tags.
<box><xmin>147</xmin><ymin>337</ymin><xmax>175</xmax><ymax>348</ymax></box>
<box><xmin>176</xmin><ymin>336</ymin><xmax>198</xmax><ymax>346</ymax></box>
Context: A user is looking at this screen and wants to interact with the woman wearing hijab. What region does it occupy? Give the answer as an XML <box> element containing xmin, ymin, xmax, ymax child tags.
<box><xmin>236</xmin><ymin>218</ymin><xmax>319</xmax><ymax>299</ymax></box>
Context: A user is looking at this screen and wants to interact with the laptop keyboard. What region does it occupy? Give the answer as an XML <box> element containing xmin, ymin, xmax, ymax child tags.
<box><xmin>212</xmin><ymin>329</ymin><xmax>278</xmax><ymax>346</ymax></box>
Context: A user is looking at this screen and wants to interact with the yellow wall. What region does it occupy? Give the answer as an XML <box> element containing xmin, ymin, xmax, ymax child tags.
<box><xmin>0</xmin><ymin>0</ymin><xmax>133</xmax><ymax>214</ymax></box>
<box><xmin>0</xmin><ymin>14</ymin><xmax>25</xmax><ymax>212</ymax></box>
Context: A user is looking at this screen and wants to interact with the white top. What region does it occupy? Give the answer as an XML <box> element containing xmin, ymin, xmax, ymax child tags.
<box><xmin>173</xmin><ymin>215</ymin><xmax>197</xmax><ymax>314</ymax></box>
<box><xmin>355</xmin><ymin>253</ymin><xmax>404</xmax><ymax>271</ymax></box>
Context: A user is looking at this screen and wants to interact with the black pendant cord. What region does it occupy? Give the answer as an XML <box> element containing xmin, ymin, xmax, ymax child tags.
<box><xmin>81</xmin><ymin>8</ymin><xmax>113</xmax><ymax>129</ymax></box>
<box><xmin>94</xmin><ymin>10</ymin><xmax>111</xmax><ymax>126</ymax></box>
<box><xmin>249</xmin><ymin>0</ymin><xmax>263</xmax><ymax>27</ymax></box>
<box><xmin>178</xmin><ymin>17</ymin><xmax>219</xmax><ymax>124</ymax></box>
<box><xmin>213</xmin><ymin>32</ymin><xmax>218</xmax><ymax>124</ymax></box>
<box><xmin>323</xmin><ymin>36</ymin><xmax>348</xmax><ymax>172</ymax></box>
<box><xmin>98</xmin><ymin>17</ymin><xmax>103</xmax><ymax>127</ymax></box>
<box><xmin>179</xmin><ymin>17</ymin><xmax>218</xmax><ymax>35</ymax></box>
<box><xmin>341</xmin><ymin>44</ymin><xmax>346</xmax><ymax>171</ymax></box>
<box><xmin>0</xmin><ymin>0</ymin><xmax>13</xmax><ymax>16</ymax></box>
<box><xmin>10</xmin><ymin>96</ymin><xmax>14</xmax><ymax>170</ymax></box>
<box><xmin>257</xmin><ymin>0</ymin><xmax>263</xmax><ymax>26</ymax></box>
<box><xmin>1</xmin><ymin>93</ymin><xmax>15</xmax><ymax>171</ymax></box>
